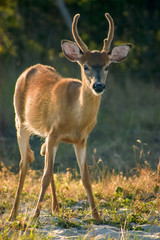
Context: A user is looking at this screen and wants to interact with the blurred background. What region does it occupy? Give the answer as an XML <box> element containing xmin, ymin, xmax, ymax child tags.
<box><xmin>0</xmin><ymin>0</ymin><xmax>160</xmax><ymax>173</ymax></box>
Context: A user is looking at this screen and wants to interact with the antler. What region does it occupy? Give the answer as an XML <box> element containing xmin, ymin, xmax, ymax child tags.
<box><xmin>102</xmin><ymin>13</ymin><xmax>114</xmax><ymax>52</ymax></box>
<box><xmin>72</xmin><ymin>14</ymin><xmax>88</xmax><ymax>53</ymax></box>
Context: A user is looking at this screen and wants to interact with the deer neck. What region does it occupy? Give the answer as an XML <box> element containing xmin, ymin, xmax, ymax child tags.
<box><xmin>79</xmin><ymin>79</ymin><xmax>101</xmax><ymax>118</ymax></box>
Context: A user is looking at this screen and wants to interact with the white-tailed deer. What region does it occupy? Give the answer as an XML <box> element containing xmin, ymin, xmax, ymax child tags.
<box><xmin>10</xmin><ymin>13</ymin><xmax>132</xmax><ymax>221</ymax></box>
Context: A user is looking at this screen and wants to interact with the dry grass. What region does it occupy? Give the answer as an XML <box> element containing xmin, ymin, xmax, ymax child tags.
<box><xmin>0</xmin><ymin>156</ymin><xmax>160</xmax><ymax>239</ymax></box>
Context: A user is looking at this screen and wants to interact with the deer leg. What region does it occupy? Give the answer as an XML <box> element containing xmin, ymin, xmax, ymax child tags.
<box><xmin>34</xmin><ymin>135</ymin><xmax>57</xmax><ymax>218</ymax></box>
<box><xmin>51</xmin><ymin>172</ymin><xmax>59</xmax><ymax>212</ymax></box>
<box><xmin>40</xmin><ymin>140</ymin><xmax>59</xmax><ymax>212</ymax></box>
<box><xmin>10</xmin><ymin>124</ymin><xmax>33</xmax><ymax>220</ymax></box>
<box><xmin>74</xmin><ymin>140</ymin><xmax>100</xmax><ymax>221</ymax></box>
<box><xmin>40</xmin><ymin>142</ymin><xmax>46</xmax><ymax>156</ymax></box>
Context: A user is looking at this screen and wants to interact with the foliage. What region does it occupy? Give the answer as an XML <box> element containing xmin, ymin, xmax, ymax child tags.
<box><xmin>0</xmin><ymin>0</ymin><xmax>160</xmax><ymax>80</ymax></box>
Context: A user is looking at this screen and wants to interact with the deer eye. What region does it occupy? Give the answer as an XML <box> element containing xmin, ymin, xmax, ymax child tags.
<box><xmin>105</xmin><ymin>66</ymin><xmax>109</xmax><ymax>71</ymax></box>
<box><xmin>83</xmin><ymin>64</ymin><xmax>89</xmax><ymax>71</ymax></box>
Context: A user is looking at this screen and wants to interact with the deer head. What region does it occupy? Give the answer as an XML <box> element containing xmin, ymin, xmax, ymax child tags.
<box><xmin>61</xmin><ymin>13</ymin><xmax>132</xmax><ymax>95</ymax></box>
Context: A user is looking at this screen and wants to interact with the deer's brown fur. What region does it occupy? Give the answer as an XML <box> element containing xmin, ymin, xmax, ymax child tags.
<box><xmin>10</xmin><ymin>13</ymin><xmax>132</xmax><ymax>221</ymax></box>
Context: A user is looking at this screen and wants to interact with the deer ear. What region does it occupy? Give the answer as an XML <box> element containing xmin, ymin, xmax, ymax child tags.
<box><xmin>109</xmin><ymin>44</ymin><xmax>132</xmax><ymax>63</ymax></box>
<box><xmin>61</xmin><ymin>40</ymin><xmax>83</xmax><ymax>62</ymax></box>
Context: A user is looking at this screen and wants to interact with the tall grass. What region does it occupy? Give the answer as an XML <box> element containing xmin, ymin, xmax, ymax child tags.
<box><xmin>0</xmin><ymin>158</ymin><xmax>160</xmax><ymax>239</ymax></box>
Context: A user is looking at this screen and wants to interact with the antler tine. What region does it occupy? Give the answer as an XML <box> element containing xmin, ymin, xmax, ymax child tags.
<box><xmin>102</xmin><ymin>13</ymin><xmax>114</xmax><ymax>52</ymax></box>
<box><xmin>72</xmin><ymin>14</ymin><xmax>88</xmax><ymax>53</ymax></box>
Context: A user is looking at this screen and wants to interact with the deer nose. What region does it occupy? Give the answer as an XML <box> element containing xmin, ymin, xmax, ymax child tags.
<box><xmin>93</xmin><ymin>82</ymin><xmax>105</xmax><ymax>93</ymax></box>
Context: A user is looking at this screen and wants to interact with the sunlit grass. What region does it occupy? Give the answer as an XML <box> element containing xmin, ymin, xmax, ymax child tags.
<box><xmin>0</xmin><ymin>153</ymin><xmax>160</xmax><ymax>239</ymax></box>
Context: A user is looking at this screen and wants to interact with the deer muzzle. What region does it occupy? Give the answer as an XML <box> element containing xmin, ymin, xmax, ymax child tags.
<box><xmin>93</xmin><ymin>82</ymin><xmax>105</xmax><ymax>93</ymax></box>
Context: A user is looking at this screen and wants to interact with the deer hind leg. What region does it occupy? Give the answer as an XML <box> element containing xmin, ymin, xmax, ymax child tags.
<box><xmin>34</xmin><ymin>135</ymin><xmax>58</xmax><ymax>218</ymax></box>
<box><xmin>40</xmin><ymin>140</ymin><xmax>59</xmax><ymax>212</ymax></box>
<box><xmin>74</xmin><ymin>140</ymin><xmax>100</xmax><ymax>221</ymax></box>
<box><xmin>50</xmin><ymin>171</ymin><xmax>59</xmax><ymax>212</ymax></box>
<box><xmin>10</xmin><ymin>121</ymin><xmax>34</xmax><ymax>220</ymax></box>
<box><xmin>40</xmin><ymin>142</ymin><xmax>46</xmax><ymax>156</ymax></box>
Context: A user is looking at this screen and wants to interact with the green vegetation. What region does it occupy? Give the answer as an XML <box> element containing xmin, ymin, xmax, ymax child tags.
<box><xmin>0</xmin><ymin>0</ymin><xmax>159</xmax><ymax>83</ymax></box>
<box><xmin>0</xmin><ymin>161</ymin><xmax>160</xmax><ymax>239</ymax></box>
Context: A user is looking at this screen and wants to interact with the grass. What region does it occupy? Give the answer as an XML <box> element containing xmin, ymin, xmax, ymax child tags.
<box><xmin>0</xmin><ymin>156</ymin><xmax>160</xmax><ymax>239</ymax></box>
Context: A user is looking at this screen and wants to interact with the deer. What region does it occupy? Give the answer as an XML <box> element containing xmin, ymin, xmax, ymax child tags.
<box><xmin>10</xmin><ymin>13</ymin><xmax>132</xmax><ymax>221</ymax></box>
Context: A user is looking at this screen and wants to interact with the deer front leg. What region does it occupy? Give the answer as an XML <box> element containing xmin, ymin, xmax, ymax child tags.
<box><xmin>74</xmin><ymin>140</ymin><xmax>100</xmax><ymax>221</ymax></box>
<box><xmin>34</xmin><ymin>136</ymin><xmax>58</xmax><ymax>218</ymax></box>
